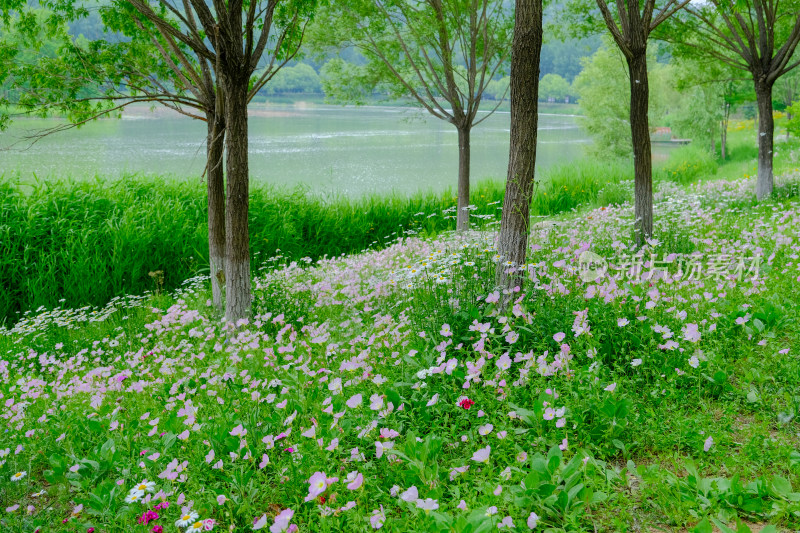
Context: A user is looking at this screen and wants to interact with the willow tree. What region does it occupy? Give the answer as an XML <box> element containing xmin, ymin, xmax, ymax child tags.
<box><xmin>315</xmin><ymin>0</ymin><xmax>513</xmax><ymax>231</ymax></box>
<box><xmin>495</xmin><ymin>0</ymin><xmax>543</xmax><ymax>290</ymax></box>
<box><xmin>563</xmin><ymin>0</ymin><xmax>690</xmax><ymax>244</ymax></box>
<box><xmin>680</xmin><ymin>0</ymin><xmax>800</xmax><ymax>199</ymax></box>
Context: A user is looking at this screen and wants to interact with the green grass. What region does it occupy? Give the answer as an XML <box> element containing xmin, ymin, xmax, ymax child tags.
<box><xmin>2</xmin><ymin>172</ymin><xmax>800</xmax><ymax>532</ymax></box>
<box><xmin>0</xmin><ymin>176</ymin><xmax>507</xmax><ymax>326</ymax></box>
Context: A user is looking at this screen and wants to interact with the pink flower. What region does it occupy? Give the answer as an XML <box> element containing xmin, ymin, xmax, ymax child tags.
<box><xmin>553</xmin><ymin>332</ymin><xmax>566</xmax><ymax>342</ymax></box>
<box><xmin>471</xmin><ymin>445</ymin><xmax>491</xmax><ymax>463</ymax></box>
<box><xmin>682</xmin><ymin>323</ymin><xmax>701</xmax><ymax>343</ymax></box>
<box><xmin>703</xmin><ymin>436</ymin><xmax>714</xmax><ymax>452</ymax></box>
<box><xmin>346</xmin><ymin>471</ymin><xmax>364</xmax><ymax>490</ymax></box>
<box><xmin>270</xmin><ymin>509</ymin><xmax>294</xmax><ymax>533</ymax></box>
<box><xmin>459</xmin><ymin>398</ymin><xmax>475</xmax><ymax>410</ymax></box>
<box><xmin>370</xmin><ymin>506</ymin><xmax>386</xmax><ymax>529</ymax></box>
<box><xmin>604</xmin><ymin>383</ymin><xmax>616</xmax><ymax>392</ymax></box>
<box><xmin>305</xmin><ymin>472</ymin><xmax>328</xmax><ymax>502</ymax></box>
<box><xmin>137</xmin><ymin>510</ymin><xmax>159</xmax><ymax>525</ymax></box>
<box><xmin>399</xmin><ymin>486</ymin><xmax>419</xmax><ymax>502</ymax></box>
<box><xmin>375</xmin><ymin>440</ymin><xmax>394</xmax><ymax>459</ymax></box>
<box><xmin>152</xmin><ymin>526</ymin><xmax>164</xmax><ymax>533</ymax></box>
<box><xmin>498</xmin><ymin>516</ymin><xmax>514</xmax><ymax>529</ymax></box>
<box><xmin>216</xmin><ymin>495</ymin><xmax>227</xmax><ymax>505</ymax></box>
<box><xmin>346</xmin><ymin>394</ymin><xmax>362</xmax><ymax>409</ymax></box>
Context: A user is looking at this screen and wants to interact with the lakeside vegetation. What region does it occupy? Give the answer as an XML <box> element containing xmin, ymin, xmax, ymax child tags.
<box><xmin>5</xmin><ymin>0</ymin><xmax>800</xmax><ymax>530</ymax></box>
<box><xmin>3</xmin><ymin>167</ymin><xmax>800</xmax><ymax>531</ymax></box>
<box><xmin>3</xmin><ymin>124</ymin><xmax>795</xmax><ymax>327</ymax></box>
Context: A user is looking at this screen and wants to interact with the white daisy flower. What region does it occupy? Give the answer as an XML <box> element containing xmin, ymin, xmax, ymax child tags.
<box><xmin>11</xmin><ymin>471</ymin><xmax>27</xmax><ymax>481</ymax></box>
<box><xmin>175</xmin><ymin>511</ymin><xmax>200</xmax><ymax>527</ymax></box>
<box><xmin>124</xmin><ymin>490</ymin><xmax>144</xmax><ymax>503</ymax></box>
<box><xmin>186</xmin><ymin>520</ymin><xmax>206</xmax><ymax>532</ymax></box>
<box><xmin>132</xmin><ymin>480</ymin><xmax>156</xmax><ymax>493</ymax></box>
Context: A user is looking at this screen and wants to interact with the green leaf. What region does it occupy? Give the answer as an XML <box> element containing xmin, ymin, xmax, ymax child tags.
<box><xmin>692</xmin><ymin>517</ymin><xmax>713</xmax><ymax>533</ymax></box>
<box><xmin>710</xmin><ymin>518</ymin><xmax>737</xmax><ymax>533</ymax></box>
<box><xmin>769</xmin><ymin>475</ymin><xmax>792</xmax><ymax>497</ymax></box>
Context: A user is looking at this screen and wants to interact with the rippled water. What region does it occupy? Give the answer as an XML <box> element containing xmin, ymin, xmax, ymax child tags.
<box><xmin>2</xmin><ymin>104</ymin><xmax>605</xmax><ymax>196</ymax></box>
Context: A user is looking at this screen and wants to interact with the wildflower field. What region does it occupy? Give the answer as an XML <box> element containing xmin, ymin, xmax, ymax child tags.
<box><xmin>2</xmin><ymin>174</ymin><xmax>800</xmax><ymax>532</ymax></box>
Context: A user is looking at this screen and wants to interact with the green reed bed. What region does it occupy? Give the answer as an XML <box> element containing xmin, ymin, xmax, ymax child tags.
<box><xmin>0</xmin><ymin>176</ymin><xmax>505</xmax><ymax>325</ymax></box>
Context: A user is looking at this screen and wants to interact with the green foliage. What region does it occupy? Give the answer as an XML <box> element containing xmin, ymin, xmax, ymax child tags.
<box><xmin>539</xmin><ymin>73</ymin><xmax>571</xmax><ymax>102</ymax></box>
<box><xmin>656</xmin><ymin>145</ymin><xmax>719</xmax><ymax>184</ymax></box>
<box><xmin>311</xmin><ymin>0</ymin><xmax>513</xmax><ymax>116</ymax></box>
<box><xmin>0</xmin><ymin>175</ymin><xmax>505</xmax><ymax>325</ymax></box>
<box><xmin>484</xmin><ymin>76</ymin><xmax>509</xmax><ymax>101</ymax></box>
<box><xmin>259</xmin><ymin>63</ymin><xmax>322</xmax><ymax>96</ymax></box>
<box><xmin>572</xmin><ymin>44</ymin><xmax>672</xmax><ymax>158</ymax></box>
<box><xmin>319</xmin><ymin>57</ymin><xmax>385</xmax><ymax>104</ymax></box>
<box><xmin>786</xmin><ymin>100</ymin><xmax>800</xmax><ymax>139</ymax></box>
<box><xmin>531</xmin><ymin>159</ymin><xmax>633</xmax><ymax>215</ymax></box>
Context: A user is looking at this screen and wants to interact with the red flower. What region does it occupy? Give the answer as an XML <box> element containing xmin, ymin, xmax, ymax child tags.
<box><xmin>459</xmin><ymin>398</ymin><xmax>475</xmax><ymax>410</ymax></box>
<box><xmin>152</xmin><ymin>526</ymin><xmax>164</xmax><ymax>533</ymax></box>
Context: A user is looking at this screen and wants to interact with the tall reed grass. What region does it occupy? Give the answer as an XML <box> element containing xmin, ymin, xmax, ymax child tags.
<box><xmin>0</xmin><ymin>176</ymin><xmax>505</xmax><ymax>324</ymax></box>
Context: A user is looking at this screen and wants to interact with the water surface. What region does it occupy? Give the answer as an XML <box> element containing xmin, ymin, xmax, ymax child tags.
<box><xmin>2</xmin><ymin>104</ymin><xmax>602</xmax><ymax>196</ymax></box>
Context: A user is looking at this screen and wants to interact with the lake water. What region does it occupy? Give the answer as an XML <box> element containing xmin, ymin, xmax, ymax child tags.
<box><xmin>1</xmin><ymin>104</ymin><xmax>634</xmax><ymax>196</ymax></box>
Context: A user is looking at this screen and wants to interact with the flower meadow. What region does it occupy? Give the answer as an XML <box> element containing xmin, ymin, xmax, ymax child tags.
<box><xmin>2</xmin><ymin>175</ymin><xmax>800</xmax><ymax>532</ymax></box>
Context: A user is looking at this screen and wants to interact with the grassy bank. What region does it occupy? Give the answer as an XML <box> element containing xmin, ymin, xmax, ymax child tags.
<box><xmin>0</xmin><ymin>177</ymin><xmax>506</xmax><ymax>326</ymax></box>
<box><xmin>2</xmin><ymin>173</ymin><xmax>800</xmax><ymax>532</ymax></box>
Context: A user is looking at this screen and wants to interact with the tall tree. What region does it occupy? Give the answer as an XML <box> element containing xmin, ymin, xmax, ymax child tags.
<box><xmin>495</xmin><ymin>0</ymin><xmax>543</xmax><ymax>290</ymax></box>
<box><xmin>680</xmin><ymin>0</ymin><xmax>800</xmax><ymax>199</ymax></box>
<box><xmin>4</xmin><ymin>0</ymin><xmax>317</xmax><ymax>322</ymax></box>
<box><xmin>563</xmin><ymin>0</ymin><xmax>689</xmax><ymax>244</ymax></box>
<box><xmin>572</xmin><ymin>44</ymin><xmax>672</xmax><ymax>158</ymax></box>
<box><xmin>4</xmin><ymin>3</ymin><xmax>306</xmax><ymax>313</ymax></box>
<box><xmin>314</xmin><ymin>0</ymin><xmax>513</xmax><ymax>231</ymax></box>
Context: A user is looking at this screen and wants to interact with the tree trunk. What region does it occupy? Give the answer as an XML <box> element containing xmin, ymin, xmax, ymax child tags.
<box><xmin>710</xmin><ymin>135</ymin><xmax>715</xmax><ymax>155</ymax></box>
<box><xmin>207</xmin><ymin>112</ymin><xmax>226</xmax><ymax>312</ymax></box>
<box><xmin>755</xmin><ymin>79</ymin><xmax>774</xmax><ymax>200</ymax></box>
<box><xmin>223</xmin><ymin>80</ymin><xmax>252</xmax><ymax>324</ymax></box>
<box><xmin>495</xmin><ymin>0</ymin><xmax>543</xmax><ymax>291</ymax></box>
<box><xmin>456</xmin><ymin>125</ymin><xmax>471</xmax><ymax>232</ymax></box>
<box><xmin>787</xmin><ymin>112</ymin><xmax>792</xmax><ymax>141</ymax></box>
<box><xmin>721</xmin><ymin>118</ymin><xmax>727</xmax><ymax>160</ymax></box>
<box><xmin>627</xmin><ymin>50</ymin><xmax>653</xmax><ymax>245</ymax></box>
